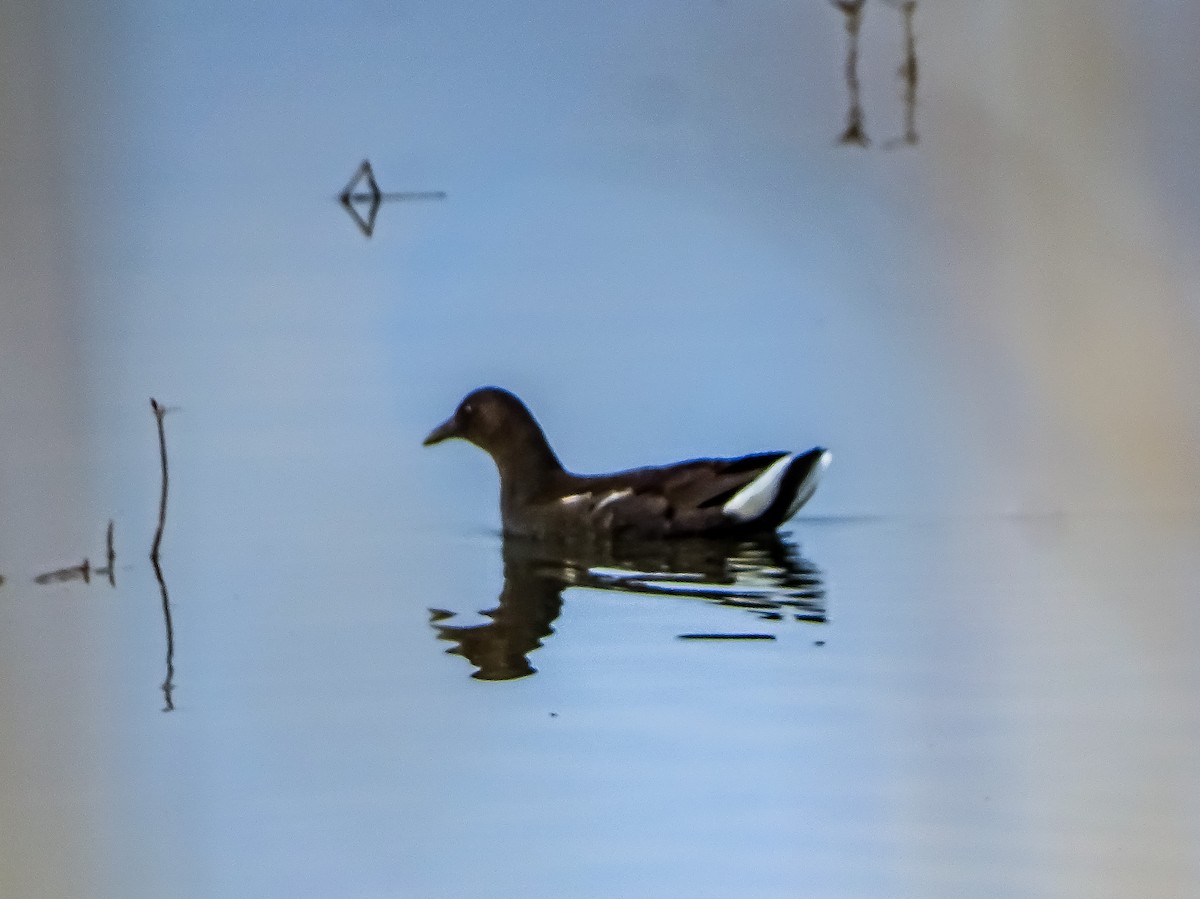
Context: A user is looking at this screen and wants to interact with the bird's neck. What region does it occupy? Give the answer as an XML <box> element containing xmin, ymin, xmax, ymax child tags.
<box><xmin>491</xmin><ymin>425</ymin><xmax>566</xmax><ymax>503</ymax></box>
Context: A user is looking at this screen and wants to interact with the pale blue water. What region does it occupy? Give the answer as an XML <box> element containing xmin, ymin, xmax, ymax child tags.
<box><xmin>2</xmin><ymin>2</ymin><xmax>1199</xmax><ymax>897</ymax></box>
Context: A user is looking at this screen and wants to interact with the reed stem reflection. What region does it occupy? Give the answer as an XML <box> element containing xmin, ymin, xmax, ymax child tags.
<box><xmin>431</xmin><ymin>534</ymin><xmax>825</xmax><ymax>681</ymax></box>
<box><xmin>832</xmin><ymin>0</ymin><xmax>869</xmax><ymax>146</ymax></box>
<box><xmin>883</xmin><ymin>0</ymin><xmax>919</xmax><ymax>147</ymax></box>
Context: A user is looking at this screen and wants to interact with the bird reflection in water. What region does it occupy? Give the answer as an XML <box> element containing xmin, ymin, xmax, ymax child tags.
<box><xmin>430</xmin><ymin>534</ymin><xmax>825</xmax><ymax>681</ymax></box>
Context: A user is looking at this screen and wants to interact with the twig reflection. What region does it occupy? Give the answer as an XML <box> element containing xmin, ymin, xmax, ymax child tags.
<box><xmin>431</xmin><ymin>534</ymin><xmax>825</xmax><ymax>681</ymax></box>
<box><xmin>150</xmin><ymin>398</ymin><xmax>175</xmax><ymax>712</ymax></box>
<box><xmin>832</xmin><ymin>0</ymin><xmax>869</xmax><ymax>146</ymax></box>
<box><xmin>94</xmin><ymin>519</ymin><xmax>116</xmax><ymax>586</ymax></box>
<box><xmin>338</xmin><ymin>159</ymin><xmax>446</xmax><ymax>238</ymax></box>
<box><xmin>21</xmin><ymin>401</ymin><xmax>179</xmax><ymax>711</ymax></box>
<box><xmin>883</xmin><ymin>0</ymin><xmax>919</xmax><ymax>146</ymax></box>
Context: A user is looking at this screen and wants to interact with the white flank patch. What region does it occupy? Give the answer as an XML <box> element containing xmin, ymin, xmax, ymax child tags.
<box><xmin>593</xmin><ymin>488</ymin><xmax>633</xmax><ymax>512</ymax></box>
<box><xmin>722</xmin><ymin>454</ymin><xmax>796</xmax><ymax>522</ymax></box>
<box><xmin>559</xmin><ymin>493</ymin><xmax>591</xmax><ymax>506</ymax></box>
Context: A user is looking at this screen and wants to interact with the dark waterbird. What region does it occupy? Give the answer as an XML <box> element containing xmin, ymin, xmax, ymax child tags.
<box><xmin>424</xmin><ymin>387</ymin><xmax>831</xmax><ymax>540</ymax></box>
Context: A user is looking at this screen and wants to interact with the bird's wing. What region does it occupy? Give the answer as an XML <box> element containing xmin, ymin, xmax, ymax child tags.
<box><xmin>569</xmin><ymin>453</ymin><xmax>787</xmax><ymax>536</ymax></box>
<box><xmin>659</xmin><ymin>453</ymin><xmax>788</xmax><ymax>510</ymax></box>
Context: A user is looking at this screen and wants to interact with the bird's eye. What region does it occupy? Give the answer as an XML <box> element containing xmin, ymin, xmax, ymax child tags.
<box><xmin>461</xmin><ymin>403</ymin><xmax>473</xmax><ymax>416</ymax></box>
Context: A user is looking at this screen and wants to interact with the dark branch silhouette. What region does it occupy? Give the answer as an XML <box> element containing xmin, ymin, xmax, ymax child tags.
<box><xmin>150</xmin><ymin>400</ymin><xmax>169</xmax><ymax>565</ymax></box>
<box><xmin>34</xmin><ymin>558</ymin><xmax>91</xmax><ymax>584</ymax></box>
<box><xmin>150</xmin><ymin>398</ymin><xmax>175</xmax><ymax>711</ymax></box>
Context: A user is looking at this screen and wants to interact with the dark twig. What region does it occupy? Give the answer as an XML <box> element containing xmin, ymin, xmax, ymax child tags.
<box><xmin>34</xmin><ymin>559</ymin><xmax>91</xmax><ymax>584</ymax></box>
<box><xmin>150</xmin><ymin>399</ymin><xmax>169</xmax><ymax>565</ymax></box>
<box><xmin>149</xmin><ymin>398</ymin><xmax>175</xmax><ymax>711</ymax></box>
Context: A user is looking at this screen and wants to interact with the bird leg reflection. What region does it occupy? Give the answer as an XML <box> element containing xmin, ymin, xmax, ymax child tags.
<box><xmin>431</xmin><ymin>534</ymin><xmax>826</xmax><ymax>681</ymax></box>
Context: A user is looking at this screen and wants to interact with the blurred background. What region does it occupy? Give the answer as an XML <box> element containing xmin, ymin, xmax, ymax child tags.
<box><xmin>2</xmin><ymin>1</ymin><xmax>1197</xmax><ymax>896</ymax></box>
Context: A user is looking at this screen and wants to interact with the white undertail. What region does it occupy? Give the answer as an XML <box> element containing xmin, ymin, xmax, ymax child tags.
<box><xmin>786</xmin><ymin>450</ymin><xmax>832</xmax><ymax>519</ymax></box>
<box><xmin>723</xmin><ymin>450</ymin><xmax>832</xmax><ymax>524</ymax></box>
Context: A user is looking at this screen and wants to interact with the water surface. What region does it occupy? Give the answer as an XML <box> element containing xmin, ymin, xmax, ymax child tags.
<box><xmin>1</xmin><ymin>2</ymin><xmax>1198</xmax><ymax>897</ymax></box>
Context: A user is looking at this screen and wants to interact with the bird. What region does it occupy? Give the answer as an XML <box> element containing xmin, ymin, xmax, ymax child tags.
<box><xmin>423</xmin><ymin>387</ymin><xmax>831</xmax><ymax>541</ymax></box>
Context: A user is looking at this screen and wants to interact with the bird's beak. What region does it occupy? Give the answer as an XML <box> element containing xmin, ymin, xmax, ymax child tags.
<box><xmin>423</xmin><ymin>416</ymin><xmax>459</xmax><ymax>446</ymax></box>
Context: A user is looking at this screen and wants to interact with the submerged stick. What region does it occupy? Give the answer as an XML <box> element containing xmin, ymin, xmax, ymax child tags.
<box><xmin>149</xmin><ymin>398</ymin><xmax>175</xmax><ymax>711</ymax></box>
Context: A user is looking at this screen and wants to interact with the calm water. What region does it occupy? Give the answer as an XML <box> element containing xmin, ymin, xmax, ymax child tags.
<box><xmin>2</xmin><ymin>2</ymin><xmax>1199</xmax><ymax>897</ymax></box>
